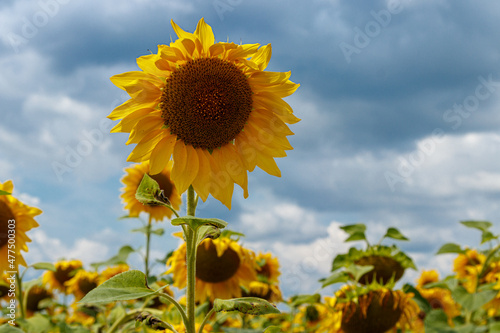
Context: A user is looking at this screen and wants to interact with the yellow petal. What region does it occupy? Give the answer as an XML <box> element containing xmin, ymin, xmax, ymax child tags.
<box><xmin>110</xmin><ymin>71</ymin><xmax>163</xmax><ymax>90</ymax></box>
<box><xmin>248</xmin><ymin>71</ymin><xmax>291</xmax><ymax>85</ymax></box>
<box><xmin>191</xmin><ymin>149</ymin><xmax>211</xmax><ymax>202</ymax></box>
<box><xmin>227</xmin><ymin>43</ymin><xmax>260</xmax><ymax>61</ymax></box>
<box><xmin>111</xmin><ymin>108</ymin><xmax>156</xmax><ymax>133</ymax></box>
<box><xmin>136</xmin><ymin>53</ymin><xmax>169</xmax><ymax>77</ymax></box>
<box><xmin>171</xmin><ymin>19</ymin><xmax>194</xmax><ymax>40</ymax></box>
<box><xmin>149</xmin><ymin>134</ymin><xmax>176</xmax><ymax>175</ymax></box>
<box><xmin>255</xmin><ymin>153</ymin><xmax>281</xmax><ymax>177</ymax></box>
<box><xmin>195</xmin><ymin>18</ymin><xmax>215</xmax><ymax>52</ymax></box>
<box><xmin>126</xmin><ymin>129</ymin><xmax>165</xmax><ymax>162</ymax></box>
<box><xmin>108</xmin><ymin>98</ymin><xmax>158</xmax><ymax>121</ymax></box>
<box><xmin>170</xmin><ymin>141</ymin><xmax>188</xmax><ymax>192</ymax></box>
<box><xmin>215</xmin><ymin>145</ymin><xmax>248</xmax><ymax>198</ymax></box>
<box><xmin>126</xmin><ymin>116</ymin><xmax>164</xmax><ymax>144</ymax></box>
<box><xmin>178</xmin><ymin>145</ymin><xmax>200</xmax><ymax>193</ymax></box>
<box><xmin>252</xmin><ymin>93</ymin><xmax>301</xmax><ymax>124</ymax></box>
<box><xmin>251</xmin><ymin>44</ymin><xmax>272</xmax><ymax>70</ymax></box>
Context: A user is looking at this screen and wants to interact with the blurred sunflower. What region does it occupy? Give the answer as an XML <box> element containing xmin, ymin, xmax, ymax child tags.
<box><xmin>25</xmin><ymin>285</ymin><xmax>53</xmax><ymax>317</ymax></box>
<box><xmin>98</xmin><ymin>264</ymin><xmax>130</xmax><ymax>284</ymax></box>
<box><xmin>291</xmin><ymin>302</ymin><xmax>334</xmax><ymax>332</ymax></box>
<box><xmin>0</xmin><ymin>180</ymin><xmax>42</xmax><ymax>270</ymax></box>
<box><xmin>66</xmin><ymin>303</ymin><xmax>97</xmax><ymax>327</ymax></box>
<box><xmin>167</xmin><ymin>232</ymin><xmax>256</xmax><ymax>302</ymax></box>
<box><xmin>108</xmin><ymin>18</ymin><xmax>300</xmax><ymax>209</ymax></box>
<box><xmin>121</xmin><ymin>161</ymin><xmax>181</xmax><ymax>221</ymax></box>
<box><xmin>42</xmin><ymin>259</ymin><xmax>82</xmax><ymax>293</ymax></box>
<box><xmin>453</xmin><ymin>249</ymin><xmax>486</xmax><ymax>292</ymax></box>
<box><xmin>242</xmin><ymin>252</ymin><xmax>282</xmax><ymax>302</ymax></box>
<box><xmin>416</xmin><ymin>269</ymin><xmax>440</xmax><ymax>288</ymax></box>
<box><xmin>333</xmin><ymin>286</ymin><xmax>419</xmax><ymax>333</ymax></box>
<box><xmin>65</xmin><ymin>269</ymin><xmax>99</xmax><ymax>301</ymax></box>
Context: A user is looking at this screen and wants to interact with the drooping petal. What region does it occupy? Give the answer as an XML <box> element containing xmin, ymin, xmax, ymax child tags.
<box><xmin>149</xmin><ymin>134</ymin><xmax>177</xmax><ymax>175</ymax></box>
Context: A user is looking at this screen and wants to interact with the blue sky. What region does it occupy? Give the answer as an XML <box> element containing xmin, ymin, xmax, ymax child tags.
<box><xmin>2</xmin><ymin>0</ymin><xmax>500</xmax><ymax>297</ymax></box>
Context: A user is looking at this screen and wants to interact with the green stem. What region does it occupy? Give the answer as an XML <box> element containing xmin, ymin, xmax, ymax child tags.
<box><xmin>159</xmin><ymin>291</ymin><xmax>189</xmax><ymax>328</ymax></box>
<box><xmin>145</xmin><ymin>214</ymin><xmax>153</xmax><ymax>279</ymax></box>
<box><xmin>198</xmin><ymin>308</ymin><xmax>215</xmax><ymax>333</ymax></box>
<box><xmin>185</xmin><ymin>185</ymin><xmax>198</xmax><ymax>333</ymax></box>
<box><xmin>15</xmin><ymin>272</ymin><xmax>25</xmax><ymax>320</ymax></box>
<box><xmin>108</xmin><ymin>311</ymin><xmax>140</xmax><ymax>333</ymax></box>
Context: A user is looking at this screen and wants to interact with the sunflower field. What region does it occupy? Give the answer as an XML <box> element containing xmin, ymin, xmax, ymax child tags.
<box><xmin>2</xmin><ymin>17</ymin><xmax>500</xmax><ymax>333</ymax></box>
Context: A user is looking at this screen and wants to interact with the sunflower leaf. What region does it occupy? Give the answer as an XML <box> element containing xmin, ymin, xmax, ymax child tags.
<box><xmin>451</xmin><ymin>285</ymin><xmax>498</xmax><ymax>313</ymax></box>
<box><xmin>213</xmin><ymin>297</ymin><xmax>280</xmax><ymax>315</ymax></box>
<box><xmin>382</xmin><ymin>227</ymin><xmax>409</xmax><ymax>241</ymax></box>
<box><xmin>0</xmin><ymin>190</ymin><xmax>11</xmax><ymax>196</ymax></box>
<box><xmin>340</xmin><ymin>223</ymin><xmax>366</xmax><ymax>236</ymax></box>
<box><xmin>171</xmin><ymin>215</ymin><xmax>228</xmax><ymax>231</ymax></box>
<box><xmin>135</xmin><ymin>174</ymin><xmax>172</xmax><ymax>207</ymax></box>
<box><xmin>320</xmin><ymin>271</ymin><xmax>350</xmax><ymax>288</ymax></box>
<box><xmin>31</xmin><ymin>262</ymin><xmax>56</xmax><ymax>271</ymax></box>
<box><xmin>344</xmin><ymin>231</ymin><xmax>367</xmax><ymax>243</ymax></box>
<box><xmin>345</xmin><ymin>264</ymin><xmax>374</xmax><ymax>283</ymax></box>
<box><xmin>90</xmin><ymin>245</ymin><xmax>135</xmax><ymax>270</ymax></box>
<box><xmin>481</xmin><ymin>230</ymin><xmax>498</xmax><ymax>244</ymax></box>
<box><xmin>196</xmin><ymin>225</ymin><xmax>222</xmax><ymax>246</ymax></box>
<box><xmin>435</xmin><ymin>243</ymin><xmax>465</xmax><ymax>255</ymax></box>
<box><xmin>289</xmin><ymin>294</ymin><xmax>322</xmax><ymax>307</ymax></box>
<box><xmin>263</xmin><ymin>326</ymin><xmax>282</xmax><ymax>333</ymax></box>
<box><xmin>79</xmin><ymin>270</ymin><xmax>156</xmax><ymax>304</ymax></box>
<box><xmin>0</xmin><ymin>324</ymin><xmax>25</xmax><ymax>332</ymax></box>
<box><xmin>460</xmin><ymin>220</ymin><xmax>492</xmax><ymax>232</ymax></box>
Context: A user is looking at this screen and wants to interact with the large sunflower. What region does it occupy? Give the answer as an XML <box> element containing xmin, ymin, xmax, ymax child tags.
<box><xmin>0</xmin><ymin>180</ymin><xmax>42</xmax><ymax>270</ymax></box>
<box><xmin>121</xmin><ymin>161</ymin><xmax>181</xmax><ymax>221</ymax></box>
<box><xmin>108</xmin><ymin>18</ymin><xmax>300</xmax><ymax>208</ymax></box>
<box><xmin>167</xmin><ymin>233</ymin><xmax>257</xmax><ymax>302</ymax></box>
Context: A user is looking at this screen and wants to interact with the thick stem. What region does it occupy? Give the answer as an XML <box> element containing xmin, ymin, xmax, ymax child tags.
<box><xmin>145</xmin><ymin>215</ymin><xmax>153</xmax><ymax>279</ymax></box>
<box><xmin>185</xmin><ymin>185</ymin><xmax>198</xmax><ymax>333</ymax></box>
<box><xmin>15</xmin><ymin>272</ymin><xmax>25</xmax><ymax>320</ymax></box>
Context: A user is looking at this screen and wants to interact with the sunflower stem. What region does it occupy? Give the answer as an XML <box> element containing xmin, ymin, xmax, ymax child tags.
<box><xmin>185</xmin><ymin>185</ymin><xmax>198</xmax><ymax>333</ymax></box>
<box><xmin>145</xmin><ymin>214</ymin><xmax>153</xmax><ymax>279</ymax></box>
<box><xmin>198</xmin><ymin>308</ymin><xmax>215</xmax><ymax>333</ymax></box>
<box><xmin>15</xmin><ymin>272</ymin><xmax>26</xmax><ymax>320</ymax></box>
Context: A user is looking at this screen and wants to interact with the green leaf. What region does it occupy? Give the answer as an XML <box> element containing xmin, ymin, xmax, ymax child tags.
<box><xmin>0</xmin><ymin>325</ymin><xmax>25</xmax><ymax>333</ymax></box>
<box><xmin>345</xmin><ymin>264</ymin><xmax>374</xmax><ymax>283</ymax></box>
<box><xmin>0</xmin><ymin>190</ymin><xmax>11</xmax><ymax>196</ymax></box>
<box><xmin>340</xmin><ymin>223</ymin><xmax>366</xmax><ymax>235</ymax></box>
<box><xmin>135</xmin><ymin>174</ymin><xmax>171</xmax><ymax>207</ymax></box>
<box><xmin>263</xmin><ymin>326</ymin><xmax>282</xmax><ymax>333</ymax></box>
<box><xmin>451</xmin><ymin>285</ymin><xmax>498</xmax><ymax>312</ymax></box>
<box><xmin>320</xmin><ymin>271</ymin><xmax>349</xmax><ymax>288</ymax></box>
<box><xmin>196</xmin><ymin>225</ymin><xmax>222</xmax><ymax>246</ymax></box>
<box><xmin>344</xmin><ymin>231</ymin><xmax>367</xmax><ymax>242</ymax></box>
<box><xmin>436</xmin><ymin>243</ymin><xmax>465</xmax><ymax>255</ymax></box>
<box><xmin>331</xmin><ymin>253</ymin><xmax>349</xmax><ymax>272</ymax></box>
<box><xmin>90</xmin><ymin>245</ymin><xmax>135</xmax><ymax>270</ymax></box>
<box><xmin>171</xmin><ymin>216</ymin><xmax>228</xmax><ymax>231</ymax></box>
<box><xmin>289</xmin><ymin>294</ymin><xmax>321</xmax><ymax>308</ymax></box>
<box><xmin>31</xmin><ymin>262</ymin><xmax>56</xmax><ymax>272</ymax></box>
<box><xmin>481</xmin><ymin>230</ymin><xmax>498</xmax><ymax>244</ymax></box>
<box><xmin>424</xmin><ymin>309</ymin><xmax>454</xmax><ymax>332</ymax></box>
<box><xmin>460</xmin><ymin>220</ymin><xmax>492</xmax><ymax>232</ymax></box>
<box><xmin>131</xmin><ymin>226</ymin><xmax>164</xmax><ymax>236</ymax></box>
<box><xmin>79</xmin><ymin>270</ymin><xmax>156</xmax><ymax>304</ymax></box>
<box><xmin>383</xmin><ymin>227</ymin><xmax>409</xmax><ymax>241</ymax></box>
<box><xmin>403</xmin><ymin>284</ymin><xmax>431</xmax><ymax>313</ymax></box>
<box><xmin>25</xmin><ymin>314</ymin><xmax>52</xmax><ymax>333</ymax></box>
<box><xmin>489</xmin><ymin>321</ymin><xmax>500</xmax><ymax>333</ymax></box>
<box><xmin>213</xmin><ymin>297</ymin><xmax>280</xmax><ymax>315</ymax></box>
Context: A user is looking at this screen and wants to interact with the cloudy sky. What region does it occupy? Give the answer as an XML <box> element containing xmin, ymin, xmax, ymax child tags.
<box><xmin>2</xmin><ymin>0</ymin><xmax>500</xmax><ymax>297</ymax></box>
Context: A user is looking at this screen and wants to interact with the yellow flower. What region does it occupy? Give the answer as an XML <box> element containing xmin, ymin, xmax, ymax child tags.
<box><xmin>66</xmin><ymin>303</ymin><xmax>96</xmax><ymax>327</ymax></box>
<box><xmin>121</xmin><ymin>161</ymin><xmax>181</xmax><ymax>221</ymax></box>
<box><xmin>25</xmin><ymin>285</ymin><xmax>52</xmax><ymax>317</ymax></box>
<box><xmin>416</xmin><ymin>269</ymin><xmax>440</xmax><ymax>288</ymax></box>
<box><xmin>418</xmin><ymin>287</ymin><xmax>460</xmax><ymax>324</ymax></box>
<box><xmin>98</xmin><ymin>264</ymin><xmax>130</xmax><ymax>284</ymax></box>
<box><xmin>167</xmin><ymin>234</ymin><xmax>257</xmax><ymax>302</ymax></box>
<box><xmin>108</xmin><ymin>18</ymin><xmax>300</xmax><ymax>209</ymax></box>
<box><xmin>255</xmin><ymin>252</ymin><xmax>281</xmax><ymax>284</ymax></box>
<box><xmin>242</xmin><ymin>252</ymin><xmax>282</xmax><ymax>303</ymax></box>
<box><xmin>42</xmin><ymin>259</ymin><xmax>82</xmax><ymax>293</ymax></box>
<box><xmin>0</xmin><ymin>180</ymin><xmax>42</xmax><ymax>270</ymax></box>
<box><xmin>453</xmin><ymin>249</ymin><xmax>486</xmax><ymax>278</ymax></box>
<box><xmin>333</xmin><ymin>286</ymin><xmax>419</xmax><ymax>333</ymax></box>
<box><xmin>65</xmin><ymin>269</ymin><xmax>99</xmax><ymax>301</ymax></box>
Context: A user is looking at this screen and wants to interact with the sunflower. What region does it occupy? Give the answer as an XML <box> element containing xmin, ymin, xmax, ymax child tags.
<box><xmin>416</xmin><ymin>269</ymin><xmax>439</xmax><ymax>288</ymax></box>
<box><xmin>167</xmin><ymin>233</ymin><xmax>257</xmax><ymax>302</ymax></box>
<box><xmin>291</xmin><ymin>302</ymin><xmax>335</xmax><ymax>333</ymax></box>
<box><xmin>25</xmin><ymin>285</ymin><xmax>53</xmax><ymax>316</ymax></box>
<box><xmin>42</xmin><ymin>259</ymin><xmax>82</xmax><ymax>293</ymax></box>
<box><xmin>242</xmin><ymin>252</ymin><xmax>282</xmax><ymax>302</ymax></box>
<box><xmin>453</xmin><ymin>249</ymin><xmax>486</xmax><ymax>293</ymax></box>
<box><xmin>333</xmin><ymin>286</ymin><xmax>419</xmax><ymax>333</ymax></box>
<box><xmin>65</xmin><ymin>269</ymin><xmax>99</xmax><ymax>301</ymax></box>
<box><xmin>98</xmin><ymin>264</ymin><xmax>130</xmax><ymax>284</ymax></box>
<box><xmin>0</xmin><ymin>180</ymin><xmax>42</xmax><ymax>270</ymax></box>
<box><xmin>108</xmin><ymin>18</ymin><xmax>300</xmax><ymax>209</ymax></box>
<box><xmin>121</xmin><ymin>161</ymin><xmax>181</xmax><ymax>221</ymax></box>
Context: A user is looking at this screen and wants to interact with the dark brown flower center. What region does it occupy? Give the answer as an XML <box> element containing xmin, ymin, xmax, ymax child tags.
<box><xmin>26</xmin><ymin>286</ymin><xmax>52</xmax><ymax>312</ymax></box>
<box><xmin>0</xmin><ymin>200</ymin><xmax>15</xmax><ymax>249</ymax></box>
<box><xmin>196</xmin><ymin>241</ymin><xmax>241</xmax><ymax>283</ymax></box>
<box><xmin>160</xmin><ymin>57</ymin><xmax>253</xmax><ymax>150</ymax></box>
<box><xmin>55</xmin><ymin>266</ymin><xmax>78</xmax><ymax>288</ymax></box>
<box><xmin>78</xmin><ymin>276</ymin><xmax>98</xmax><ymax>296</ymax></box>
<box><xmin>354</xmin><ymin>255</ymin><xmax>405</xmax><ymax>285</ymax></box>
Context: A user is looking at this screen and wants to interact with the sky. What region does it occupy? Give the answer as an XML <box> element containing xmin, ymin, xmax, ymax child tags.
<box><xmin>1</xmin><ymin>0</ymin><xmax>500</xmax><ymax>299</ymax></box>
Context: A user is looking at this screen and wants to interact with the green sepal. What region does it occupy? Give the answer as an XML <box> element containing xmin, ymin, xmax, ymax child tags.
<box><xmin>131</xmin><ymin>226</ymin><xmax>165</xmax><ymax>236</ymax></box>
<box><xmin>79</xmin><ymin>270</ymin><xmax>165</xmax><ymax>304</ymax></box>
<box><xmin>481</xmin><ymin>230</ymin><xmax>498</xmax><ymax>244</ymax></box>
<box><xmin>213</xmin><ymin>297</ymin><xmax>280</xmax><ymax>315</ymax></box>
<box><xmin>0</xmin><ymin>190</ymin><xmax>11</xmax><ymax>196</ymax></box>
<box><xmin>383</xmin><ymin>227</ymin><xmax>409</xmax><ymax>241</ymax></box>
<box><xmin>90</xmin><ymin>245</ymin><xmax>135</xmax><ymax>270</ymax></box>
<box><xmin>196</xmin><ymin>225</ymin><xmax>222</xmax><ymax>245</ymax></box>
<box><xmin>31</xmin><ymin>262</ymin><xmax>56</xmax><ymax>272</ymax></box>
<box><xmin>135</xmin><ymin>312</ymin><xmax>171</xmax><ymax>331</ymax></box>
<box><xmin>345</xmin><ymin>263</ymin><xmax>374</xmax><ymax>283</ymax></box>
<box><xmin>135</xmin><ymin>174</ymin><xmax>172</xmax><ymax>207</ymax></box>
<box><xmin>171</xmin><ymin>215</ymin><xmax>228</xmax><ymax>230</ymax></box>
<box><xmin>289</xmin><ymin>294</ymin><xmax>321</xmax><ymax>308</ymax></box>
<box><xmin>320</xmin><ymin>271</ymin><xmax>350</xmax><ymax>288</ymax></box>
<box><xmin>436</xmin><ymin>243</ymin><xmax>465</xmax><ymax>255</ymax></box>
